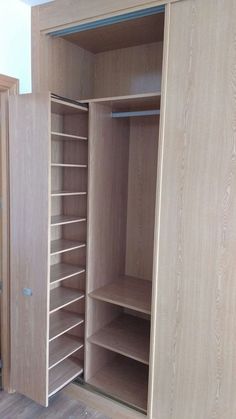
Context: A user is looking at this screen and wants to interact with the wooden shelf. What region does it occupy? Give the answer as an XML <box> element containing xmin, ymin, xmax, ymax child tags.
<box><xmin>50</xmin><ymin>287</ymin><xmax>84</xmax><ymax>313</ymax></box>
<box><xmin>50</xmin><ymin>263</ymin><xmax>85</xmax><ymax>285</ymax></box>
<box><xmin>89</xmin><ymin>314</ymin><xmax>150</xmax><ymax>365</ymax></box>
<box><xmin>51</xmin><ymin>97</ymin><xmax>88</xmax><ymax>115</ymax></box>
<box><xmin>51</xmin><ymin>163</ymin><xmax>87</xmax><ymax>168</ymax></box>
<box><xmin>80</xmin><ymin>92</ymin><xmax>161</xmax><ymax>112</ymax></box>
<box><xmin>51</xmin><ymin>215</ymin><xmax>86</xmax><ymax>226</ymax></box>
<box><xmin>90</xmin><ymin>276</ymin><xmax>152</xmax><ymax>315</ymax></box>
<box><xmin>88</xmin><ymin>356</ymin><xmax>148</xmax><ymax>412</ymax></box>
<box><xmin>50</xmin><ymin>239</ymin><xmax>86</xmax><ymax>255</ymax></box>
<box><xmin>51</xmin><ymin>190</ymin><xmax>87</xmax><ymax>197</ymax></box>
<box><xmin>49</xmin><ymin>335</ymin><xmax>84</xmax><ymax>369</ymax></box>
<box><xmin>49</xmin><ymin>357</ymin><xmax>83</xmax><ymax>397</ymax></box>
<box><xmin>51</xmin><ymin>131</ymin><xmax>87</xmax><ymax>141</ymax></box>
<box><xmin>50</xmin><ymin>310</ymin><xmax>84</xmax><ymax>341</ymax></box>
<box><xmin>62</xmin><ymin>12</ymin><xmax>164</xmax><ymax>54</ymax></box>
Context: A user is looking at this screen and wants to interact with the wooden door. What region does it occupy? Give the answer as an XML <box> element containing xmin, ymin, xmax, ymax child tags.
<box><xmin>0</xmin><ymin>75</ymin><xmax>18</xmax><ymax>392</ymax></box>
<box><xmin>9</xmin><ymin>93</ymin><xmax>50</xmax><ymax>405</ymax></box>
<box><xmin>150</xmin><ymin>1</ymin><xmax>236</xmax><ymax>418</ymax></box>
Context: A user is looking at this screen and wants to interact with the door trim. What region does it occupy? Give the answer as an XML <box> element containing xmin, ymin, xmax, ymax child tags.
<box><xmin>0</xmin><ymin>74</ymin><xmax>19</xmax><ymax>391</ymax></box>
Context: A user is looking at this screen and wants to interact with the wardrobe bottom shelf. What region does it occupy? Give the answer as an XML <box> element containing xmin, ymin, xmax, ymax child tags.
<box><xmin>87</xmin><ymin>355</ymin><xmax>148</xmax><ymax>413</ymax></box>
<box><xmin>49</xmin><ymin>357</ymin><xmax>83</xmax><ymax>397</ymax></box>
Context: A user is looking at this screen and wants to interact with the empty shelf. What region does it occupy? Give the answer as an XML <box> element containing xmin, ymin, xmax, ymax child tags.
<box><xmin>51</xmin><ymin>97</ymin><xmax>88</xmax><ymax>115</ymax></box>
<box><xmin>50</xmin><ymin>263</ymin><xmax>85</xmax><ymax>285</ymax></box>
<box><xmin>88</xmin><ymin>356</ymin><xmax>148</xmax><ymax>413</ymax></box>
<box><xmin>51</xmin><ymin>190</ymin><xmax>87</xmax><ymax>197</ymax></box>
<box><xmin>49</xmin><ymin>335</ymin><xmax>84</xmax><ymax>369</ymax></box>
<box><xmin>51</xmin><ymin>163</ymin><xmax>87</xmax><ymax>168</ymax></box>
<box><xmin>90</xmin><ymin>276</ymin><xmax>152</xmax><ymax>315</ymax></box>
<box><xmin>89</xmin><ymin>314</ymin><xmax>150</xmax><ymax>365</ymax></box>
<box><xmin>51</xmin><ymin>215</ymin><xmax>86</xmax><ymax>226</ymax></box>
<box><xmin>50</xmin><ymin>239</ymin><xmax>86</xmax><ymax>255</ymax></box>
<box><xmin>50</xmin><ymin>287</ymin><xmax>84</xmax><ymax>313</ymax></box>
<box><xmin>50</xmin><ymin>310</ymin><xmax>84</xmax><ymax>341</ymax></box>
<box><xmin>49</xmin><ymin>357</ymin><xmax>83</xmax><ymax>397</ymax></box>
<box><xmin>51</xmin><ymin>131</ymin><xmax>87</xmax><ymax>141</ymax></box>
<box><xmin>80</xmin><ymin>92</ymin><xmax>161</xmax><ymax>112</ymax></box>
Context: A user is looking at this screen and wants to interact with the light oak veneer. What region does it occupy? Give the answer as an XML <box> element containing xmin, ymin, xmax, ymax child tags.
<box><xmin>49</xmin><ymin>335</ymin><xmax>84</xmax><ymax>369</ymax></box>
<box><xmin>49</xmin><ymin>310</ymin><xmax>84</xmax><ymax>341</ymax></box>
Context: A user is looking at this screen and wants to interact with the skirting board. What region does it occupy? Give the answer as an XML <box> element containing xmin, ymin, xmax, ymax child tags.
<box><xmin>63</xmin><ymin>383</ymin><xmax>146</xmax><ymax>419</ymax></box>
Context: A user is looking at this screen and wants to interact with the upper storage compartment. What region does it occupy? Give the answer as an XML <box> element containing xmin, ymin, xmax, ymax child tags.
<box><xmin>47</xmin><ymin>6</ymin><xmax>165</xmax><ymax>100</ymax></box>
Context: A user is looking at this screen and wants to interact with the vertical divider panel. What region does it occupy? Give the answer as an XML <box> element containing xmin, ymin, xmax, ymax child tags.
<box><xmin>9</xmin><ymin>93</ymin><xmax>50</xmax><ymax>406</ymax></box>
<box><xmin>85</xmin><ymin>103</ymin><xmax>130</xmax><ymax>380</ymax></box>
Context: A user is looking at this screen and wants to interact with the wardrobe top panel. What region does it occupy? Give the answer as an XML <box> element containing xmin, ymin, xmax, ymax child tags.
<box><xmin>60</xmin><ymin>12</ymin><xmax>164</xmax><ymax>53</ymax></box>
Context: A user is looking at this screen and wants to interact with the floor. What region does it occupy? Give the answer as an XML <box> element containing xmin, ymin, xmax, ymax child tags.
<box><xmin>0</xmin><ymin>390</ymin><xmax>110</xmax><ymax>419</ymax></box>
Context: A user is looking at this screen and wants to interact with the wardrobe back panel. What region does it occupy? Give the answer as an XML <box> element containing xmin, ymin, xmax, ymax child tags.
<box><xmin>40</xmin><ymin>37</ymin><xmax>94</xmax><ymax>100</ymax></box>
<box><xmin>87</xmin><ymin>103</ymin><xmax>129</xmax><ymax>295</ymax></box>
<box><xmin>151</xmin><ymin>1</ymin><xmax>236</xmax><ymax>418</ymax></box>
<box><xmin>86</xmin><ymin>104</ymin><xmax>129</xmax><ymax>378</ymax></box>
<box><xmin>94</xmin><ymin>42</ymin><xmax>163</xmax><ymax>98</ymax></box>
<box><xmin>125</xmin><ymin>116</ymin><xmax>159</xmax><ymax>281</ymax></box>
<box><xmin>9</xmin><ymin>93</ymin><xmax>50</xmax><ymax>406</ymax></box>
<box><xmin>37</xmin><ymin>0</ymin><xmax>171</xmax><ymax>32</ymax></box>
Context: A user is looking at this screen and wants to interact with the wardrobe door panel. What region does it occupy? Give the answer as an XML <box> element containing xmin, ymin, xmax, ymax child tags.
<box><xmin>151</xmin><ymin>1</ymin><xmax>236</xmax><ymax>418</ymax></box>
<box><xmin>9</xmin><ymin>93</ymin><xmax>50</xmax><ymax>406</ymax></box>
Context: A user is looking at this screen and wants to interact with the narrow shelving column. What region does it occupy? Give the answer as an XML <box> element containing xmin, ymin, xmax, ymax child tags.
<box><xmin>48</xmin><ymin>94</ymin><xmax>89</xmax><ymax>399</ymax></box>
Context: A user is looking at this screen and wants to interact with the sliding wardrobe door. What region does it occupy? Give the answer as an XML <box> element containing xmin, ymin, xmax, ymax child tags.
<box><xmin>151</xmin><ymin>1</ymin><xmax>236</xmax><ymax>418</ymax></box>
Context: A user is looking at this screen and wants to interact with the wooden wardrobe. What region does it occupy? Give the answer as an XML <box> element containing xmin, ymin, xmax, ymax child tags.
<box><xmin>8</xmin><ymin>1</ymin><xmax>236</xmax><ymax>418</ymax></box>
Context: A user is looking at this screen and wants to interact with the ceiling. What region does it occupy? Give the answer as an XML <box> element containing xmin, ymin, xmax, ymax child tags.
<box><xmin>20</xmin><ymin>0</ymin><xmax>53</xmax><ymax>5</ymax></box>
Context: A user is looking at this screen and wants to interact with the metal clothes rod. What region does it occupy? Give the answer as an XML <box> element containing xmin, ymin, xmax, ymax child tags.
<box><xmin>112</xmin><ymin>110</ymin><xmax>160</xmax><ymax>118</ymax></box>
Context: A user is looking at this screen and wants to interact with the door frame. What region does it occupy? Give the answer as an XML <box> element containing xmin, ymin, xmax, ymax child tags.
<box><xmin>0</xmin><ymin>74</ymin><xmax>19</xmax><ymax>391</ymax></box>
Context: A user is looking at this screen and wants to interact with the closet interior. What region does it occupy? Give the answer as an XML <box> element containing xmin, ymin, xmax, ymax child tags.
<box><xmin>10</xmin><ymin>5</ymin><xmax>165</xmax><ymax>414</ymax></box>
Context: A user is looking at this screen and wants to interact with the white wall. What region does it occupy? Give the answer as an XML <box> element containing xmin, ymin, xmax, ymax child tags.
<box><xmin>0</xmin><ymin>0</ymin><xmax>31</xmax><ymax>93</ymax></box>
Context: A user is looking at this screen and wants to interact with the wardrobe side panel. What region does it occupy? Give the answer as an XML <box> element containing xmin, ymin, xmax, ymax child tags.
<box><xmin>151</xmin><ymin>1</ymin><xmax>236</xmax><ymax>418</ymax></box>
<box><xmin>9</xmin><ymin>93</ymin><xmax>50</xmax><ymax>406</ymax></box>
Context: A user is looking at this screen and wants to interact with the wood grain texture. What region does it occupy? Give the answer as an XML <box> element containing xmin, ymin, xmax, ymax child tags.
<box><xmin>50</xmin><ymin>287</ymin><xmax>84</xmax><ymax>313</ymax></box>
<box><xmin>0</xmin><ymin>75</ymin><xmax>18</xmax><ymax>392</ymax></box>
<box><xmin>51</xmin><ymin>132</ymin><xmax>87</xmax><ymax>141</ymax></box>
<box><xmin>80</xmin><ymin>92</ymin><xmax>161</xmax><ymax>110</ymax></box>
<box><xmin>51</xmin><ymin>98</ymin><xmax>88</xmax><ymax>115</ymax></box>
<box><xmin>89</xmin><ymin>314</ymin><xmax>150</xmax><ymax>364</ymax></box>
<box><xmin>49</xmin><ymin>334</ymin><xmax>84</xmax><ymax>369</ymax></box>
<box><xmin>88</xmin><ymin>355</ymin><xmax>148</xmax><ymax>413</ymax></box>
<box><xmin>36</xmin><ymin>0</ymin><xmax>180</xmax><ymax>32</ymax></box>
<box><xmin>50</xmin><ymin>263</ymin><xmax>85</xmax><ymax>285</ymax></box>
<box><xmin>50</xmin><ymin>310</ymin><xmax>84</xmax><ymax>341</ymax></box>
<box><xmin>36</xmin><ymin>35</ymin><xmax>95</xmax><ymax>100</ymax></box>
<box><xmin>0</xmin><ymin>74</ymin><xmax>19</xmax><ymax>92</ymax></box>
<box><xmin>9</xmin><ymin>93</ymin><xmax>50</xmax><ymax>405</ymax></box>
<box><xmin>63</xmin><ymin>13</ymin><xmax>164</xmax><ymax>53</ymax></box>
<box><xmin>151</xmin><ymin>1</ymin><xmax>236</xmax><ymax>418</ymax></box>
<box><xmin>125</xmin><ymin>116</ymin><xmax>159</xmax><ymax>280</ymax></box>
<box><xmin>49</xmin><ymin>357</ymin><xmax>83</xmax><ymax>397</ymax></box>
<box><xmin>51</xmin><ymin>215</ymin><xmax>86</xmax><ymax>226</ymax></box>
<box><xmin>86</xmin><ymin>103</ymin><xmax>130</xmax><ymax>379</ymax></box>
<box><xmin>64</xmin><ymin>383</ymin><xmax>144</xmax><ymax>419</ymax></box>
<box><xmin>51</xmin><ymin>239</ymin><xmax>86</xmax><ymax>255</ymax></box>
<box><xmin>90</xmin><ymin>276</ymin><xmax>152</xmax><ymax>315</ymax></box>
<box><xmin>94</xmin><ymin>42</ymin><xmax>163</xmax><ymax>98</ymax></box>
